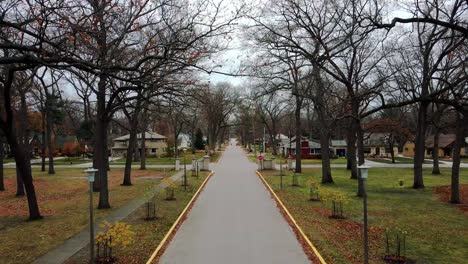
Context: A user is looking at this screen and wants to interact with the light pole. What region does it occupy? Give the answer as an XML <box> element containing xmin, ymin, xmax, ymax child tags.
<box><xmin>84</xmin><ymin>168</ymin><xmax>98</xmax><ymax>263</ymax></box>
<box><xmin>358</xmin><ymin>165</ymin><xmax>370</xmax><ymax>264</ymax></box>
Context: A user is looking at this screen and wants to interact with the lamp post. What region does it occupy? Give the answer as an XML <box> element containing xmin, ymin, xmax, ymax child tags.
<box><xmin>182</xmin><ymin>148</ymin><xmax>187</xmax><ymax>190</ymax></box>
<box><xmin>358</xmin><ymin>165</ymin><xmax>370</xmax><ymax>264</ymax></box>
<box><xmin>84</xmin><ymin>168</ymin><xmax>98</xmax><ymax>263</ymax></box>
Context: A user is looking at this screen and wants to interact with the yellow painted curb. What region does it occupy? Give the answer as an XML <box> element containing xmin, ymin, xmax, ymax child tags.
<box><xmin>146</xmin><ymin>170</ymin><xmax>214</xmax><ymax>264</ymax></box>
<box><xmin>256</xmin><ymin>170</ymin><xmax>328</xmax><ymax>264</ymax></box>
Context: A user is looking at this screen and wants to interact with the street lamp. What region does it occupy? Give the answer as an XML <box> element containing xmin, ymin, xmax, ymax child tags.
<box><xmin>358</xmin><ymin>165</ymin><xmax>370</xmax><ymax>264</ymax></box>
<box><xmin>84</xmin><ymin>168</ymin><xmax>98</xmax><ymax>263</ymax></box>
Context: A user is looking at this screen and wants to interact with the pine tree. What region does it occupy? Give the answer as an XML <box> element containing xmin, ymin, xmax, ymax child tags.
<box><xmin>194</xmin><ymin>129</ymin><xmax>205</xmax><ymax>150</ymax></box>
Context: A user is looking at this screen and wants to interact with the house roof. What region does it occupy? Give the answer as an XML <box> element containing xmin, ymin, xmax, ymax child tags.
<box><xmin>331</xmin><ymin>140</ymin><xmax>347</xmax><ymax>147</ymax></box>
<box><xmin>113</xmin><ymin>132</ymin><xmax>167</xmax><ymax>141</ymax></box>
<box><xmin>426</xmin><ymin>134</ymin><xmax>456</xmax><ymax>148</ymax></box>
<box><xmin>308</xmin><ymin>141</ymin><xmax>321</xmax><ymax>148</ymax></box>
<box><xmin>275</xmin><ymin>134</ymin><xmax>289</xmax><ymax>140</ymax></box>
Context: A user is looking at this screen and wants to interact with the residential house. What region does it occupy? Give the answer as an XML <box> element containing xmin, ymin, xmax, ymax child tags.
<box><xmin>178</xmin><ymin>133</ymin><xmax>192</xmax><ymax>149</ymax></box>
<box><xmin>279</xmin><ymin>136</ymin><xmax>321</xmax><ymax>158</ymax></box>
<box><xmin>331</xmin><ymin>140</ymin><xmax>347</xmax><ymax>157</ymax></box>
<box><xmin>363</xmin><ymin>133</ymin><xmax>399</xmax><ymax>157</ymax></box>
<box><xmin>111</xmin><ymin>131</ymin><xmax>168</xmax><ymax>157</ymax></box>
<box><xmin>402</xmin><ymin>141</ymin><xmax>415</xmax><ymax>157</ymax></box>
<box><xmin>425</xmin><ymin>134</ymin><xmax>468</xmax><ymax>158</ymax></box>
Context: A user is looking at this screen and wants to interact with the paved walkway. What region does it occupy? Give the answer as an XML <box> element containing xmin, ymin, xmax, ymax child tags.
<box><xmin>159</xmin><ymin>141</ymin><xmax>310</xmax><ymax>264</ymax></box>
<box><xmin>33</xmin><ymin>168</ymin><xmax>190</xmax><ymax>264</ymax></box>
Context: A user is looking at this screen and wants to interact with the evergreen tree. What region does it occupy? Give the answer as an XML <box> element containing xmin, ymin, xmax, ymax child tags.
<box><xmin>194</xmin><ymin>128</ymin><xmax>205</xmax><ymax>150</ymax></box>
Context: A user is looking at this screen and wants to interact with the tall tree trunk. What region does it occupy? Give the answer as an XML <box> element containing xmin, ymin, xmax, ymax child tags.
<box><xmin>413</xmin><ymin>101</ymin><xmax>428</xmax><ymax>189</ymax></box>
<box><xmin>320</xmin><ymin>130</ymin><xmax>333</xmax><ymax>183</ymax></box>
<box><xmin>95</xmin><ymin>118</ymin><xmax>110</xmax><ymax>208</ymax></box>
<box><xmin>15</xmin><ymin>170</ymin><xmax>25</xmax><ymax>196</ymax></box>
<box><xmin>294</xmin><ymin>96</ymin><xmax>302</xmax><ymax>173</ymax></box>
<box><xmin>348</xmin><ymin>119</ymin><xmax>358</xmax><ymax>179</ymax></box>
<box><xmin>41</xmin><ymin>113</ymin><xmax>46</xmax><ymax>172</ymax></box>
<box><xmin>0</xmin><ymin>140</ymin><xmax>4</xmax><ymax>191</ymax></box>
<box><xmin>174</xmin><ymin>129</ymin><xmax>179</xmax><ymax>158</ymax></box>
<box><xmin>10</xmin><ymin>139</ymin><xmax>41</xmax><ymax>219</ymax></box>
<box><xmin>450</xmin><ymin>113</ymin><xmax>464</xmax><ymax>204</ymax></box>
<box><xmin>389</xmin><ymin>137</ymin><xmax>396</xmax><ymax>163</ymax></box>
<box><xmin>95</xmin><ymin>76</ymin><xmax>110</xmax><ymax>208</ymax></box>
<box><xmin>46</xmin><ymin>109</ymin><xmax>55</xmax><ymax>174</ymax></box>
<box><xmin>122</xmin><ymin>121</ymin><xmax>138</xmax><ymax>186</ymax></box>
<box><xmin>218</xmin><ymin>127</ymin><xmax>225</xmax><ymax>151</ymax></box>
<box><xmin>140</xmin><ymin>120</ymin><xmax>146</xmax><ymax>170</ymax></box>
<box><xmin>16</xmin><ymin>91</ymin><xmax>28</xmax><ymax>197</ymax></box>
<box><xmin>432</xmin><ymin>131</ymin><xmax>441</xmax><ymax>174</ymax></box>
<box><xmin>1</xmin><ymin>69</ymin><xmax>42</xmax><ymax>220</ymax></box>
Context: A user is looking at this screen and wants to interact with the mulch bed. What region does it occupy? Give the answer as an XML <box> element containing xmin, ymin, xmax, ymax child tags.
<box><xmin>433</xmin><ymin>184</ymin><xmax>468</xmax><ymax>215</ymax></box>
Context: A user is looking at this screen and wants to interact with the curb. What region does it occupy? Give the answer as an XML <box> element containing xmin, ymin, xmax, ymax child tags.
<box><xmin>256</xmin><ymin>170</ymin><xmax>328</xmax><ymax>264</ymax></box>
<box><xmin>146</xmin><ymin>170</ymin><xmax>215</xmax><ymax>264</ymax></box>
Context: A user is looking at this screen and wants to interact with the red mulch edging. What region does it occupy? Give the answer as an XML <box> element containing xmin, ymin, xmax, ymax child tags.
<box><xmin>433</xmin><ymin>184</ymin><xmax>468</xmax><ymax>215</ymax></box>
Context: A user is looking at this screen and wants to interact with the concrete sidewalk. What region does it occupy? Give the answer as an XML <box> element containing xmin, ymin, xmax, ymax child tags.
<box><xmin>33</xmin><ymin>169</ymin><xmax>189</xmax><ymax>264</ymax></box>
<box><xmin>159</xmin><ymin>141</ymin><xmax>310</xmax><ymax>264</ymax></box>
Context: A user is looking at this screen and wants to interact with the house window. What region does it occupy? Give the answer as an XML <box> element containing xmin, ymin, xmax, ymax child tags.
<box><xmin>309</xmin><ymin>148</ymin><xmax>314</xmax><ymax>154</ymax></box>
<box><xmin>152</xmin><ymin>148</ymin><xmax>156</xmax><ymax>153</ymax></box>
<box><xmin>364</xmin><ymin>148</ymin><xmax>371</xmax><ymax>154</ymax></box>
<box><xmin>405</xmin><ymin>148</ymin><xmax>408</xmax><ymax>152</ymax></box>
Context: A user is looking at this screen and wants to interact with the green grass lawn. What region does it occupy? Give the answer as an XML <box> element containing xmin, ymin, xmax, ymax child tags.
<box><xmin>441</xmin><ymin>158</ymin><xmax>468</xmax><ymax>163</ymax></box>
<box><xmin>111</xmin><ymin>151</ymin><xmax>222</xmax><ymax>165</ymax></box>
<box><xmin>2</xmin><ymin>158</ymin><xmax>15</xmax><ymax>164</ymax></box>
<box><xmin>367</xmin><ymin>157</ymin><xmax>434</xmax><ymax>164</ymax></box>
<box><xmin>65</xmin><ymin>171</ymin><xmax>211</xmax><ymax>264</ymax></box>
<box><xmin>0</xmin><ymin>167</ymin><xmax>175</xmax><ymax>264</ymax></box>
<box><xmin>261</xmin><ymin>168</ymin><xmax>468</xmax><ymax>264</ymax></box>
<box><xmin>246</xmin><ymin>153</ymin><xmax>347</xmax><ymax>165</ymax></box>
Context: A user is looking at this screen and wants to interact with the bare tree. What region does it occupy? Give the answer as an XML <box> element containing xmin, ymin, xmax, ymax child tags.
<box><xmin>255</xmin><ymin>91</ymin><xmax>288</xmax><ymax>155</ymax></box>
<box><xmin>199</xmin><ymin>82</ymin><xmax>238</xmax><ymax>152</ymax></box>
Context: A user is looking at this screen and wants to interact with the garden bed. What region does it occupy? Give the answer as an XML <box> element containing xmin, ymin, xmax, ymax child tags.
<box><xmin>260</xmin><ymin>168</ymin><xmax>468</xmax><ymax>263</ymax></box>
<box><xmin>65</xmin><ymin>171</ymin><xmax>211</xmax><ymax>264</ymax></box>
<box><xmin>0</xmin><ymin>168</ymin><xmax>171</xmax><ymax>264</ymax></box>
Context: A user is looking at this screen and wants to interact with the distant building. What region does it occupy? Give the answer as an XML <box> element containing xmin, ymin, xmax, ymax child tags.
<box><xmin>279</xmin><ymin>136</ymin><xmax>321</xmax><ymax>158</ymax></box>
<box><xmin>331</xmin><ymin>140</ymin><xmax>347</xmax><ymax>157</ymax></box>
<box><xmin>363</xmin><ymin>133</ymin><xmax>398</xmax><ymax>157</ymax></box>
<box><xmin>425</xmin><ymin>134</ymin><xmax>468</xmax><ymax>158</ymax></box>
<box><xmin>403</xmin><ymin>134</ymin><xmax>468</xmax><ymax>158</ymax></box>
<box><xmin>111</xmin><ymin>132</ymin><xmax>168</xmax><ymax>157</ymax></box>
<box><xmin>178</xmin><ymin>133</ymin><xmax>192</xmax><ymax>149</ymax></box>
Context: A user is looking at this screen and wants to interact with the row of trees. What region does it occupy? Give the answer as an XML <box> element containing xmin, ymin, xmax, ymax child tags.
<box><xmin>238</xmin><ymin>0</ymin><xmax>467</xmax><ymax>202</ymax></box>
<box><xmin>0</xmin><ymin>0</ymin><xmax>243</xmax><ymax>220</ymax></box>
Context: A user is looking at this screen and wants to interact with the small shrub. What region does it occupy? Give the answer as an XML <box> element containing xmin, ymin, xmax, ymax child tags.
<box><xmin>291</xmin><ymin>172</ymin><xmax>300</xmax><ymax>187</ymax></box>
<box><xmin>143</xmin><ymin>183</ymin><xmax>156</xmax><ymax>221</ymax></box>
<box><xmin>95</xmin><ymin>221</ymin><xmax>135</xmax><ymax>263</ymax></box>
<box><xmin>306</xmin><ymin>177</ymin><xmax>320</xmax><ymax>201</ymax></box>
<box><xmin>319</xmin><ymin>189</ymin><xmax>349</xmax><ymax>219</ymax></box>
<box><xmin>383</xmin><ymin>227</ymin><xmax>408</xmax><ymax>263</ymax></box>
<box><xmin>398</xmin><ymin>179</ymin><xmax>404</xmax><ymax>187</ymax></box>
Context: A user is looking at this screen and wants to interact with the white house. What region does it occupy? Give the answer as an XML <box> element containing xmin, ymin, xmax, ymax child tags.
<box><xmin>111</xmin><ymin>131</ymin><xmax>168</xmax><ymax>157</ymax></box>
<box><xmin>178</xmin><ymin>133</ymin><xmax>192</xmax><ymax>149</ymax></box>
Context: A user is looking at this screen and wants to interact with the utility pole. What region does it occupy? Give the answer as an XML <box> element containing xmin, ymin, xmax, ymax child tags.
<box><xmin>263</xmin><ymin>127</ymin><xmax>266</xmax><ymax>153</ymax></box>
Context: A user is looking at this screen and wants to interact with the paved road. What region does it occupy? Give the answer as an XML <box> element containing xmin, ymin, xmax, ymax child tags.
<box><xmin>159</xmin><ymin>140</ymin><xmax>310</xmax><ymax>264</ymax></box>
